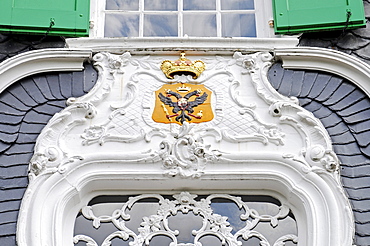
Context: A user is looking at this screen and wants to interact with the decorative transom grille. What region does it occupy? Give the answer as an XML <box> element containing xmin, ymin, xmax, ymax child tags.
<box><xmin>74</xmin><ymin>192</ymin><xmax>297</xmax><ymax>246</ymax></box>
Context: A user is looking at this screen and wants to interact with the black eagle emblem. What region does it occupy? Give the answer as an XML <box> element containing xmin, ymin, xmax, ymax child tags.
<box><xmin>158</xmin><ymin>89</ymin><xmax>208</xmax><ymax>124</ymax></box>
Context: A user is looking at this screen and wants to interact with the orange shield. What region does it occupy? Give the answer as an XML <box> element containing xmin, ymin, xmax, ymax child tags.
<box><xmin>152</xmin><ymin>83</ymin><xmax>213</xmax><ymax>125</ymax></box>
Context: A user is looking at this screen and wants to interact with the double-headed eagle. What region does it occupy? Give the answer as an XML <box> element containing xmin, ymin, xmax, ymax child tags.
<box><xmin>158</xmin><ymin>89</ymin><xmax>208</xmax><ymax>124</ymax></box>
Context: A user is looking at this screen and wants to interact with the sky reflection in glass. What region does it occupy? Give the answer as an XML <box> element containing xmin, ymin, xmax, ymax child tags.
<box><xmin>221</xmin><ymin>0</ymin><xmax>254</xmax><ymax>10</ymax></box>
<box><xmin>105</xmin><ymin>14</ymin><xmax>139</xmax><ymax>37</ymax></box>
<box><xmin>144</xmin><ymin>14</ymin><xmax>178</xmax><ymax>36</ymax></box>
<box><xmin>183</xmin><ymin>0</ymin><xmax>216</xmax><ymax>10</ymax></box>
<box><xmin>183</xmin><ymin>13</ymin><xmax>217</xmax><ymax>37</ymax></box>
<box><xmin>106</xmin><ymin>0</ymin><xmax>139</xmax><ymax>10</ymax></box>
<box><xmin>144</xmin><ymin>0</ymin><xmax>178</xmax><ymax>11</ymax></box>
<box><xmin>222</xmin><ymin>13</ymin><xmax>256</xmax><ymax>37</ymax></box>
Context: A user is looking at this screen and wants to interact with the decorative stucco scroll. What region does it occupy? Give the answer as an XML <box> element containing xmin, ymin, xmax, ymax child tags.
<box><xmin>29</xmin><ymin>51</ymin><xmax>341</xmax><ymax>181</ymax></box>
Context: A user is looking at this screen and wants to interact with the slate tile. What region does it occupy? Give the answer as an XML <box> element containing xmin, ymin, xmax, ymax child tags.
<box><xmin>327</xmin><ymin>89</ymin><xmax>365</xmax><ymax>111</ymax></box>
<box><xmin>47</xmin><ymin>74</ymin><xmax>64</xmax><ymax>99</ymax></box>
<box><xmin>47</xmin><ymin>100</ymin><xmax>66</xmax><ymax>108</ymax></box>
<box><xmin>353</xmin><ymin>131</ymin><xmax>370</xmax><ymax>147</ymax></box>
<box><xmin>0</xmin><ymin>188</ymin><xmax>25</xmax><ymax>201</ymax></box>
<box><xmin>0</xmin><ymin>113</ymin><xmax>23</xmax><ymax>125</ymax></box>
<box><xmin>0</xmin><ymin>124</ymin><xmax>20</xmax><ymax>135</ymax></box>
<box><xmin>33</xmin><ymin>103</ymin><xmax>63</xmax><ymax>116</ymax></box>
<box><xmin>83</xmin><ymin>63</ymin><xmax>98</xmax><ymax>93</ymax></box>
<box><xmin>342</xmin><ymin>108</ymin><xmax>370</xmax><ymax>124</ymax></box>
<box><xmin>0</xmin><ymin>101</ymin><xmax>25</xmax><ymax>116</ymax></box>
<box><xmin>59</xmin><ymin>73</ymin><xmax>73</xmax><ymax>98</ymax></box>
<box><xmin>20</xmin><ymin>78</ymin><xmax>48</xmax><ymax>104</ymax></box>
<box><xmin>299</xmin><ymin>71</ymin><xmax>318</xmax><ymax>97</ymax></box>
<box><xmin>297</xmin><ymin>97</ymin><xmax>312</xmax><ymax>107</ymax></box>
<box><xmin>72</xmin><ymin>70</ymin><xmax>86</xmax><ymax>97</ymax></box>
<box><xmin>0</xmin><ymin>222</ymin><xmax>16</xmax><ymax>237</ymax></box>
<box><xmin>310</xmin><ymin>105</ymin><xmax>332</xmax><ymax>119</ymax></box>
<box><xmin>345</xmin><ymin>187</ymin><xmax>370</xmax><ymax>200</ymax></box>
<box><xmin>337</xmin><ymin>32</ymin><xmax>370</xmax><ymax>50</ymax></box>
<box><xmin>276</xmin><ymin>69</ymin><xmax>293</xmax><ymax>96</ymax></box>
<box><xmin>349</xmin><ymin>120</ymin><xmax>370</xmax><ymax>134</ymax></box>
<box><xmin>0</xmin><ymin>153</ymin><xmax>32</xmax><ymax>167</ymax></box>
<box><xmin>268</xmin><ymin>62</ymin><xmax>285</xmax><ymax>90</ymax></box>
<box><xmin>23</xmin><ymin>110</ymin><xmax>53</xmax><ymax>124</ymax></box>
<box><xmin>0</xmin><ymin>141</ymin><xmax>11</xmax><ymax>153</ymax></box>
<box><xmin>353</xmin><ymin>20</ymin><xmax>370</xmax><ymax>37</ymax></box>
<box><xmin>33</xmin><ymin>75</ymin><xmax>55</xmax><ymax>100</ymax></box>
<box><xmin>0</xmin><ymin>132</ymin><xmax>18</xmax><ymax>144</ymax></box>
<box><xmin>353</xmin><ymin>211</ymin><xmax>370</xmax><ymax>224</ymax></box>
<box><xmin>302</xmin><ymin>100</ymin><xmax>322</xmax><ymax>112</ymax></box>
<box><xmin>354</xmin><ymin>43</ymin><xmax>370</xmax><ymax>60</ymax></box>
<box><xmin>315</xmin><ymin>76</ymin><xmax>343</xmax><ymax>102</ymax></box>
<box><xmin>0</xmin><ymin>211</ymin><xmax>18</xmax><ymax>224</ymax></box>
<box><xmin>330</xmin><ymin>130</ymin><xmax>356</xmax><ymax>144</ymax></box>
<box><xmin>7</xmin><ymin>86</ymin><xmax>38</xmax><ymax>107</ymax></box>
<box><xmin>341</xmin><ymin>165</ymin><xmax>370</xmax><ymax>178</ymax></box>
<box><xmin>0</xmin><ymin>92</ymin><xmax>29</xmax><ymax>111</ymax></box>
<box><xmin>338</xmin><ymin>98</ymin><xmax>370</xmax><ymax>117</ymax></box>
<box><xmin>16</xmin><ymin>132</ymin><xmax>38</xmax><ymax>144</ymax></box>
<box><xmin>355</xmin><ymin>235</ymin><xmax>370</xmax><ymax>246</ymax></box>
<box><xmin>0</xmin><ymin>165</ymin><xmax>28</xmax><ymax>179</ymax></box>
<box><xmin>0</xmin><ymin>177</ymin><xmax>28</xmax><ymax>189</ymax></box>
<box><xmin>19</xmin><ymin>122</ymin><xmax>46</xmax><ymax>134</ymax></box>
<box><xmin>326</xmin><ymin>121</ymin><xmax>349</xmax><ymax>136</ymax></box>
<box><xmin>288</xmin><ymin>70</ymin><xmax>305</xmax><ymax>97</ymax></box>
<box><xmin>323</xmin><ymin>82</ymin><xmax>356</xmax><ymax>106</ymax></box>
<box><xmin>360</xmin><ymin>145</ymin><xmax>370</xmax><ymax>158</ymax></box>
<box><xmin>0</xmin><ymin>201</ymin><xmax>21</xmax><ymax>214</ymax></box>
<box><xmin>0</xmin><ymin>235</ymin><xmax>16</xmax><ymax>246</ymax></box>
<box><xmin>308</xmin><ymin>73</ymin><xmax>331</xmax><ymax>99</ymax></box>
<box><xmin>342</xmin><ymin>176</ymin><xmax>370</xmax><ymax>190</ymax></box>
<box><xmin>4</xmin><ymin>143</ymin><xmax>34</xmax><ymax>155</ymax></box>
<box><xmin>356</xmin><ymin>222</ymin><xmax>370</xmax><ymax>236</ymax></box>
<box><xmin>317</xmin><ymin>111</ymin><xmax>342</xmax><ymax>127</ymax></box>
<box><xmin>337</xmin><ymin>154</ymin><xmax>370</xmax><ymax>166</ymax></box>
<box><xmin>333</xmin><ymin>142</ymin><xmax>362</xmax><ymax>155</ymax></box>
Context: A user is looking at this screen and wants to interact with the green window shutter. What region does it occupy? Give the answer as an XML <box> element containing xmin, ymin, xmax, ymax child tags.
<box><xmin>0</xmin><ymin>0</ymin><xmax>90</xmax><ymax>37</ymax></box>
<box><xmin>273</xmin><ymin>0</ymin><xmax>366</xmax><ymax>34</ymax></box>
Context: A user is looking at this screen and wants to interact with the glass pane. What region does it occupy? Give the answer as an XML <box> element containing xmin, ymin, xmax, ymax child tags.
<box><xmin>222</xmin><ymin>13</ymin><xmax>256</xmax><ymax>37</ymax></box>
<box><xmin>104</xmin><ymin>14</ymin><xmax>139</xmax><ymax>37</ymax></box>
<box><xmin>106</xmin><ymin>0</ymin><xmax>139</xmax><ymax>10</ymax></box>
<box><xmin>183</xmin><ymin>13</ymin><xmax>217</xmax><ymax>37</ymax></box>
<box><xmin>144</xmin><ymin>0</ymin><xmax>178</xmax><ymax>11</ymax></box>
<box><xmin>144</xmin><ymin>14</ymin><xmax>178</xmax><ymax>36</ymax></box>
<box><xmin>221</xmin><ymin>0</ymin><xmax>254</xmax><ymax>10</ymax></box>
<box><xmin>105</xmin><ymin>14</ymin><xmax>139</xmax><ymax>37</ymax></box>
<box><xmin>183</xmin><ymin>0</ymin><xmax>216</xmax><ymax>10</ymax></box>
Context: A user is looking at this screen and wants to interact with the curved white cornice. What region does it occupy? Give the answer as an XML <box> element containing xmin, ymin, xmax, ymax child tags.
<box><xmin>0</xmin><ymin>49</ymin><xmax>92</xmax><ymax>94</ymax></box>
<box><xmin>275</xmin><ymin>47</ymin><xmax>370</xmax><ymax>97</ymax></box>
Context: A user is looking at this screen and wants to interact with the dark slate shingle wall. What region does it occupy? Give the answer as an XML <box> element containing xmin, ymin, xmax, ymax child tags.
<box><xmin>268</xmin><ymin>62</ymin><xmax>370</xmax><ymax>246</ymax></box>
<box><xmin>0</xmin><ymin>64</ymin><xmax>97</xmax><ymax>245</ymax></box>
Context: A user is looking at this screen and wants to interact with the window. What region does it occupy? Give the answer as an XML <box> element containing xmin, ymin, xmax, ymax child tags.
<box><xmin>89</xmin><ymin>0</ymin><xmax>275</xmax><ymax>38</ymax></box>
<box><xmin>73</xmin><ymin>193</ymin><xmax>297</xmax><ymax>246</ymax></box>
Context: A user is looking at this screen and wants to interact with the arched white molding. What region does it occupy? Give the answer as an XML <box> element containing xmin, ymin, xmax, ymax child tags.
<box><xmin>17</xmin><ymin>154</ymin><xmax>353</xmax><ymax>246</ymax></box>
<box><xmin>17</xmin><ymin>51</ymin><xmax>354</xmax><ymax>246</ymax></box>
<box><xmin>0</xmin><ymin>48</ymin><xmax>92</xmax><ymax>94</ymax></box>
<box><xmin>274</xmin><ymin>47</ymin><xmax>370</xmax><ymax>97</ymax></box>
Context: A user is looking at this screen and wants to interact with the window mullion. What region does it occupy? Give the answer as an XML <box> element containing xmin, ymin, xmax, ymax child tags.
<box><xmin>216</xmin><ymin>0</ymin><xmax>222</xmax><ymax>37</ymax></box>
<box><xmin>178</xmin><ymin>0</ymin><xmax>183</xmax><ymax>37</ymax></box>
<box><xmin>139</xmin><ymin>0</ymin><xmax>144</xmax><ymax>37</ymax></box>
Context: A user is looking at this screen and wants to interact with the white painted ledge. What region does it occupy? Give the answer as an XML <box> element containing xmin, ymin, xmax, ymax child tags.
<box><xmin>66</xmin><ymin>37</ymin><xmax>299</xmax><ymax>54</ymax></box>
<box><xmin>275</xmin><ymin>47</ymin><xmax>370</xmax><ymax>97</ymax></box>
<box><xmin>0</xmin><ymin>49</ymin><xmax>92</xmax><ymax>94</ymax></box>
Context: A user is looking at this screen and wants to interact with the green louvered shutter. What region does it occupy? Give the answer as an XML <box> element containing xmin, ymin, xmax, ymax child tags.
<box><xmin>273</xmin><ymin>0</ymin><xmax>366</xmax><ymax>34</ymax></box>
<box><xmin>0</xmin><ymin>0</ymin><xmax>90</xmax><ymax>37</ymax></box>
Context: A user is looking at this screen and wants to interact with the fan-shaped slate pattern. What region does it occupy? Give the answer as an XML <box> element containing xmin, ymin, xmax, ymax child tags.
<box><xmin>268</xmin><ymin>62</ymin><xmax>370</xmax><ymax>246</ymax></box>
<box><xmin>0</xmin><ymin>64</ymin><xmax>97</xmax><ymax>245</ymax></box>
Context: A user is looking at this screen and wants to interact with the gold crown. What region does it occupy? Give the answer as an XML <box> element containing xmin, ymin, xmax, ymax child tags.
<box><xmin>161</xmin><ymin>52</ymin><xmax>205</xmax><ymax>79</ymax></box>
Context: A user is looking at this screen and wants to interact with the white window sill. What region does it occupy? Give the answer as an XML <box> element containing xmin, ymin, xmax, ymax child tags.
<box><xmin>66</xmin><ymin>36</ymin><xmax>298</xmax><ymax>54</ymax></box>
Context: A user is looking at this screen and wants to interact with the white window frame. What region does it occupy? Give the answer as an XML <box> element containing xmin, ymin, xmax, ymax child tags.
<box><xmin>89</xmin><ymin>0</ymin><xmax>276</xmax><ymax>38</ymax></box>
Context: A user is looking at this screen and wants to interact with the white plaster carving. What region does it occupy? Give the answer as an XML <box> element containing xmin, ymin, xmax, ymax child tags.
<box><xmin>74</xmin><ymin>192</ymin><xmax>297</xmax><ymax>246</ymax></box>
<box><xmin>17</xmin><ymin>49</ymin><xmax>355</xmax><ymax>246</ymax></box>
